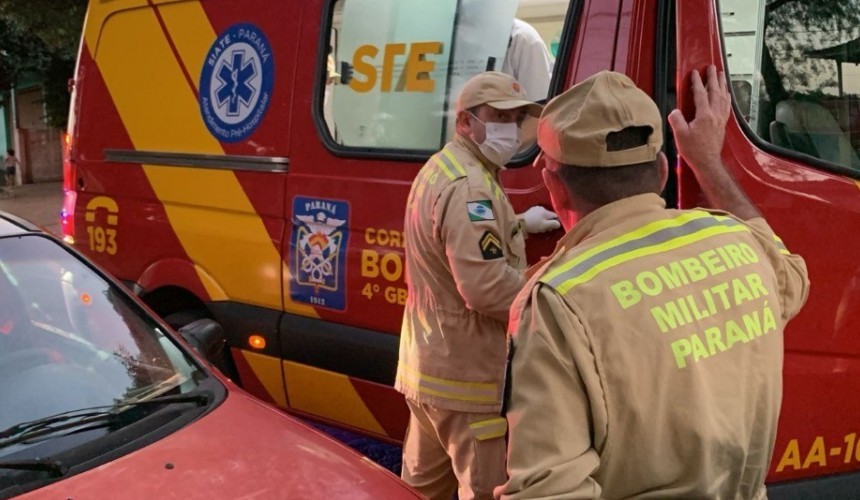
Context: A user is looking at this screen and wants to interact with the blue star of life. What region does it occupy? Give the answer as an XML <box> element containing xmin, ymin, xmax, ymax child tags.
<box><xmin>216</xmin><ymin>50</ymin><xmax>258</xmax><ymax>117</ymax></box>
<box><xmin>199</xmin><ymin>23</ymin><xmax>274</xmax><ymax>143</ymax></box>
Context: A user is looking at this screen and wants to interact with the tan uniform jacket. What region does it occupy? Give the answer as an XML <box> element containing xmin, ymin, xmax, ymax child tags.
<box><xmin>395</xmin><ymin>135</ymin><xmax>527</xmax><ymax>413</ymax></box>
<box><xmin>499</xmin><ymin>194</ymin><xmax>810</xmax><ymax>499</ymax></box>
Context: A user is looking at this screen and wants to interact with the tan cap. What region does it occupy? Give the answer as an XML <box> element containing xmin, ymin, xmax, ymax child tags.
<box><xmin>456</xmin><ymin>72</ymin><xmax>543</xmax><ymax>118</ymax></box>
<box><xmin>538</xmin><ymin>71</ymin><xmax>663</xmax><ymax>167</ymax></box>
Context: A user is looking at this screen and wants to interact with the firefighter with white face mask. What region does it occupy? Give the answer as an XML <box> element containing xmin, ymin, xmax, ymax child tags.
<box><xmin>395</xmin><ymin>71</ymin><xmax>560</xmax><ymax>500</ymax></box>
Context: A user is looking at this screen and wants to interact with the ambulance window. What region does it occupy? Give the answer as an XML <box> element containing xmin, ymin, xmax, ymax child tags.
<box><xmin>321</xmin><ymin>0</ymin><xmax>571</xmax><ymax>153</ymax></box>
<box><xmin>720</xmin><ymin>0</ymin><xmax>860</xmax><ymax>174</ymax></box>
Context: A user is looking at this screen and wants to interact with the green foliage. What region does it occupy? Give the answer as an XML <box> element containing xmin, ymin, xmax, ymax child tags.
<box><xmin>0</xmin><ymin>17</ymin><xmax>50</xmax><ymax>91</ymax></box>
<box><xmin>0</xmin><ymin>0</ymin><xmax>86</xmax><ymax>60</ymax></box>
<box><xmin>0</xmin><ymin>0</ymin><xmax>86</xmax><ymax>128</ymax></box>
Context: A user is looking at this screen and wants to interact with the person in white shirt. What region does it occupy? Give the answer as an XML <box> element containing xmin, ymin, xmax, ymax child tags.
<box><xmin>502</xmin><ymin>19</ymin><xmax>553</xmax><ymax>103</ymax></box>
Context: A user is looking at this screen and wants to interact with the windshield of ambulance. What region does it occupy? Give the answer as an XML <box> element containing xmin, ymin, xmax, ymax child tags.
<box><xmin>0</xmin><ymin>234</ymin><xmax>205</xmax><ymax>459</ymax></box>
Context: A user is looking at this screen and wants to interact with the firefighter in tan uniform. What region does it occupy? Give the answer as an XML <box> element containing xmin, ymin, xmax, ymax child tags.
<box><xmin>395</xmin><ymin>72</ymin><xmax>560</xmax><ymax>500</ymax></box>
<box><xmin>497</xmin><ymin>66</ymin><xmax>810</xmax><ymax>499</ymax></box>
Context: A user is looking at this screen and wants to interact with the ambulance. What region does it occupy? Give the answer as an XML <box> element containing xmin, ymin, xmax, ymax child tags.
<box><xmin>63</xmin><ymin>0</ymin><xmax>860</xmax><ymax>494</ymax></box>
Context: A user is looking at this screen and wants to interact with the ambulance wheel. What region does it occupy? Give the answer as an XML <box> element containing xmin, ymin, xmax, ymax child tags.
<box><xmin>163</xmin><ymin>309</ymin><xmax>239</xmax><ymax>382</ymax></box>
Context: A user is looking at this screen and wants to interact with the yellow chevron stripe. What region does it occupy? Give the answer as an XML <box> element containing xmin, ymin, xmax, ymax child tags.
<box><xmin>90</xmin><ymin>4</ymin><xmax>318</xmax><ymax>317</ymax></box>
<box><xmin>142</xmin><ymin>164</ymin><xmax>284</xmax><ymax>309</ymax></box>
<box><xmin>240</xmin><ymin>350</ymin><xmax>287</xmax><ymax>409</ymax></box>
<box><xmin>84</xmin><ymin>0</ymin><xmax>149</xmax><ymax>60</ymax></box>
<box><xmin>152</xmin><ymin>0</ymin><xmax>216</xmax><ymax>88</ymax></box>
<box><xmin>283</xmin><ymin>361</ymin><xmax>386</xmax><ymax>436</ymax></box>
<box><xmin>94</xmin><ymin>7</ymin><xmax>219</xmax><ymax>153</ymax></box>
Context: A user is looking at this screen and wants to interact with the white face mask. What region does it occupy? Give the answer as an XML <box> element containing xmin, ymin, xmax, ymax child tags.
<box><xmin>470</xmin><ymin>114</ymin><xmax>521</xmax><ymax>166</ymax></box>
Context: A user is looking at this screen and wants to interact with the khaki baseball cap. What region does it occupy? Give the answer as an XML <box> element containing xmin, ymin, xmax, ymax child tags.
<box><xmin>538</xmin><ymin>71</ymin><xmax>663</xmax><ymax>167</ymax></box>
<box><xmin>456</xmin><ymin>72</ymin><xmax>543</xmax><ymax>117</ymax></box>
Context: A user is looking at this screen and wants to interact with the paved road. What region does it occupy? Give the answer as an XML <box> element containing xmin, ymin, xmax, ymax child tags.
<box><xmin>0</xmin><ymin>182</ymin><xmax>64</xmax><ymax>235</ymax></box>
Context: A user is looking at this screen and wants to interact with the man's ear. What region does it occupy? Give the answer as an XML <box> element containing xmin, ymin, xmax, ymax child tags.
<box><xmin>658</xmin><ymin>152</ymin><xmax>669</xmax><ymax>192</ymax></box>
<box><xmin>542</xmin><ymin>163</ymin><xmax>569</xmax><ymax>215</ymax></box>
<box><xmin>456</xmin><ymin>110</ymin><xmax>473</xmax><ymax>135</ymax></box>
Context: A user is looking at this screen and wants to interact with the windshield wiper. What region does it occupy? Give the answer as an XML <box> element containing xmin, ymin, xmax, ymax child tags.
<box><xmin>0</xmin><ymin>457</ymin><xmax>68</xmax><ymax>477</ymax></box>
<box><xmin>0</xmin><ymin>392</ymin><xmax>210</xmax><ymax>450</ymax></box>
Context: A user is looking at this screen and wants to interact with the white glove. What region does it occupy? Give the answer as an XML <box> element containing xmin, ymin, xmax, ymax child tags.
<box><xmin>521</xmin><ymin>205</ymin><xmax>561</xmax><ymax>234</ymax></box>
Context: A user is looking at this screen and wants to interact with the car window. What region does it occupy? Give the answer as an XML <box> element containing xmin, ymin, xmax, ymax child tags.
<box><xmin>321</xmin><ymin>0</ymin><xmax>572</xmax><ymax>153</ymax></box>
<box><xmin>720</xmin><ymin>0</ymin><xmax>860</xmax><ymax>174</ymax></box>
<box><xmin>0</xmin><ymin>235</ymin><xmax>204</xmax><ymax>451</ymax></box>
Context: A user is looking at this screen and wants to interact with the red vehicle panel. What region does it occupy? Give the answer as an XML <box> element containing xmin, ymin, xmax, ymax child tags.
<box><xmin>63</xmin><ymin>0</ymin><xmax>860</xmax><ymax>493</ymax></box>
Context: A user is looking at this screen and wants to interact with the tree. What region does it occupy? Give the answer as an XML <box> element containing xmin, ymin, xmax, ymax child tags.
<box><xmin>0</xmin><ymin>0</ymin><xmax>86</xmax><ymax>129</ymax></box>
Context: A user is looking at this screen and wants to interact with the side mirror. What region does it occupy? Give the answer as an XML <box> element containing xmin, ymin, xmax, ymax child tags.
<box><xmin>178</xmin><ymin>318</ymin><xmax>226</xmax><ymax>361</ymax></box>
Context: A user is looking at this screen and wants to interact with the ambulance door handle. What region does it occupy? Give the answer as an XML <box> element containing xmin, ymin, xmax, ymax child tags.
<box><xmin>77</xmin><ymin>176</ymin><xmax>85</xmax><ymax>189</ymax></box>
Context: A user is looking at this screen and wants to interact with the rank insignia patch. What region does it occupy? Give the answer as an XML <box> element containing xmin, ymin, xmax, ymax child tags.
<box><xmin>467</xmin><ymin>200</ymin><xmax>495</xmax><ymax>221</ymax></box>
<box><xmin>480</xmin><ymin>231</ymin><xmax>504</xmax><ymax>260</ymax></box>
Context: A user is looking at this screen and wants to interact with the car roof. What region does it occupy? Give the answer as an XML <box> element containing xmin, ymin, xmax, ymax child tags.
<box><xmin>0</xmin><ymin>211</ymin><xmax>42</xmax><ymax>237</ymax></box>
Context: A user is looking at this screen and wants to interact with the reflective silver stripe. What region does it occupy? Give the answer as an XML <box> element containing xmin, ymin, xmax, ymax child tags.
<box><xmin>398</xmin><ymin>364</ymin><xmax>499</xmax><ymax>403</ymax></box>
<box><xmin>441</xmin><ymin>148</ymin><xmax>467</xmax><ymax>177</ymax></box>
<box><xmin>543</xmin><ymin>215</ymin><xmax>745</xmax><ymax>291</ymax></box>
<box><xmin>435</xmin><ymin>151</ymin><xmax>466</xmax><ymax>180</ymax></box>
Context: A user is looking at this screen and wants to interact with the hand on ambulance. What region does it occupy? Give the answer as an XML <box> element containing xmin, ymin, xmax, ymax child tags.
<box><xmin>520</xmin><ymin>205</ymin><xmax>561</xmax><ymax>234</ymax></box>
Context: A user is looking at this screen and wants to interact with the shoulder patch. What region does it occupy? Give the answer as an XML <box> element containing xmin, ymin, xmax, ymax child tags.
<box><xmin>467</xmin><ymin>200</ymin><xmax>495</xmax><ymax>221</ymax></box>
<box><xmin>480</xmin><ymin>231</ymin><xmax>504</xmax><ymax>260</ymax></box>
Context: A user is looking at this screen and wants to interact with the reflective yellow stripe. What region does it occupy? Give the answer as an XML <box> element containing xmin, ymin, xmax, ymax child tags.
<box><xmin>469</xmin><ymin>417</ymin><xmax>507</xmax><ymax>440</ymax></box>
<box><xmin>772</xmin><ymin>234</ymin><xmax>790</xmax><ymax>255</ymax></box>
<box><xmin>482</xmin><ymin>171</ymin><xmax>503</xmax><ymax>201</ymax></box>
<box><xmin>441</xmin><ymin>148</ymin><xmax>467</xmax><ymax>177</ymax></box>
<box><xmin>542</xmin><ymin>211</ymin><xmax>713</xmax><ymax>284</ymax></box>
<box><xmin>434</xmin><ymin>156</ymin><xmax>457</xmax><ymax>180</ymax></box>
<box><xmin>398</xmin><ymin>364</ymin><xmax>499</xmax><ymax>403</ymax></box>
<box><xmin>552</xmin><ymin>223</ymin><xmax>750</xmax><ymax>295</ymax></box>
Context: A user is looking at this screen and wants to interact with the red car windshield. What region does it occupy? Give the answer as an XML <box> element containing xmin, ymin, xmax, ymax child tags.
<box><xmin>0</xmin><ymin>234</ymin><xmax>204</xmax><ymax>457</ymax></box>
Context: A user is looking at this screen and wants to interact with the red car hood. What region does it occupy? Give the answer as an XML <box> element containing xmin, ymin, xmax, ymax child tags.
<box><xmin>19</xmin><ymin>388</ymin><xmax>418</xmax><ymax>499</ymax></box>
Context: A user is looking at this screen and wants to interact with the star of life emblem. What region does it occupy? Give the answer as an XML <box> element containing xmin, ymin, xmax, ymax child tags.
<box><xmin>215</xmin><ymin>49</ymin><xmax>258</xmax><ymax>118</ymax></box>
<box><xmin>199</xmin><ymin>23</ymin><xmax>273</xmax><ymax>142</ymax></box>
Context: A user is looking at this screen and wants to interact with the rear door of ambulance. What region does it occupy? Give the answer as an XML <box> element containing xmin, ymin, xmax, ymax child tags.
<box><xmin>71</xmin><ymin>0</ymin><xmax>297</xmax><ymax>369</ymax></box>
<box><xmin>673</xmin><ymin>0</ymin><xmax>860</xmax><ymax>494</ymax></box>
<box><xmin>274</xmin><ymin>0</ymin><xmax>605</xmax><ymax>441</ymax></box>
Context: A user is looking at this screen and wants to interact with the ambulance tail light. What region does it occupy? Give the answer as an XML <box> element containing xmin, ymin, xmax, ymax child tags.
<box><xmin>61</xmin><ymin>132</ymin><xmax>77</xmax><ymax>244</ymax></box>
<box><xmin>62</xmin><ymin>132</ymin><xmax>74</xmax><ymax>191</ymax></box>
<box><xmin>61</xmin><ymin>190</ymin><xmax>76</xmax><ymax>245</ymax></box>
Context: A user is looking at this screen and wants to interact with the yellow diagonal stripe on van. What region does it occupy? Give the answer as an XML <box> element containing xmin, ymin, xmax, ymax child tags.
<box><xmin>84</xmin><ymin>0</ymin><xmax>149</xmax><ymax>58</ymax></box>
<box><xmin>240</xmin><ymin>350</ymin><xmax>288</xmax><ymax>409</ymax></box>
<box><xmin>283</xmin><ymin>362</ymin><xmax>386</xmax><ymax>436</ymax></box>
<box><xmin>152</xmin><ymin>0</ymin><xmax>216</xmax><ymax>89</ymax></box>
<box><xmin>143</xmin><ymin>165</ymin><xmax>282</xmax><ymax>308</ymax></box>
<box><xmin>93</xmin><ymin>6</ymin><xmax>219</xmax><ymax>153</ymax></box>
<box><xmin>90</xmin><ymin>4</ymin><xmax>316</xmax><ymax>314</ymax></box>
